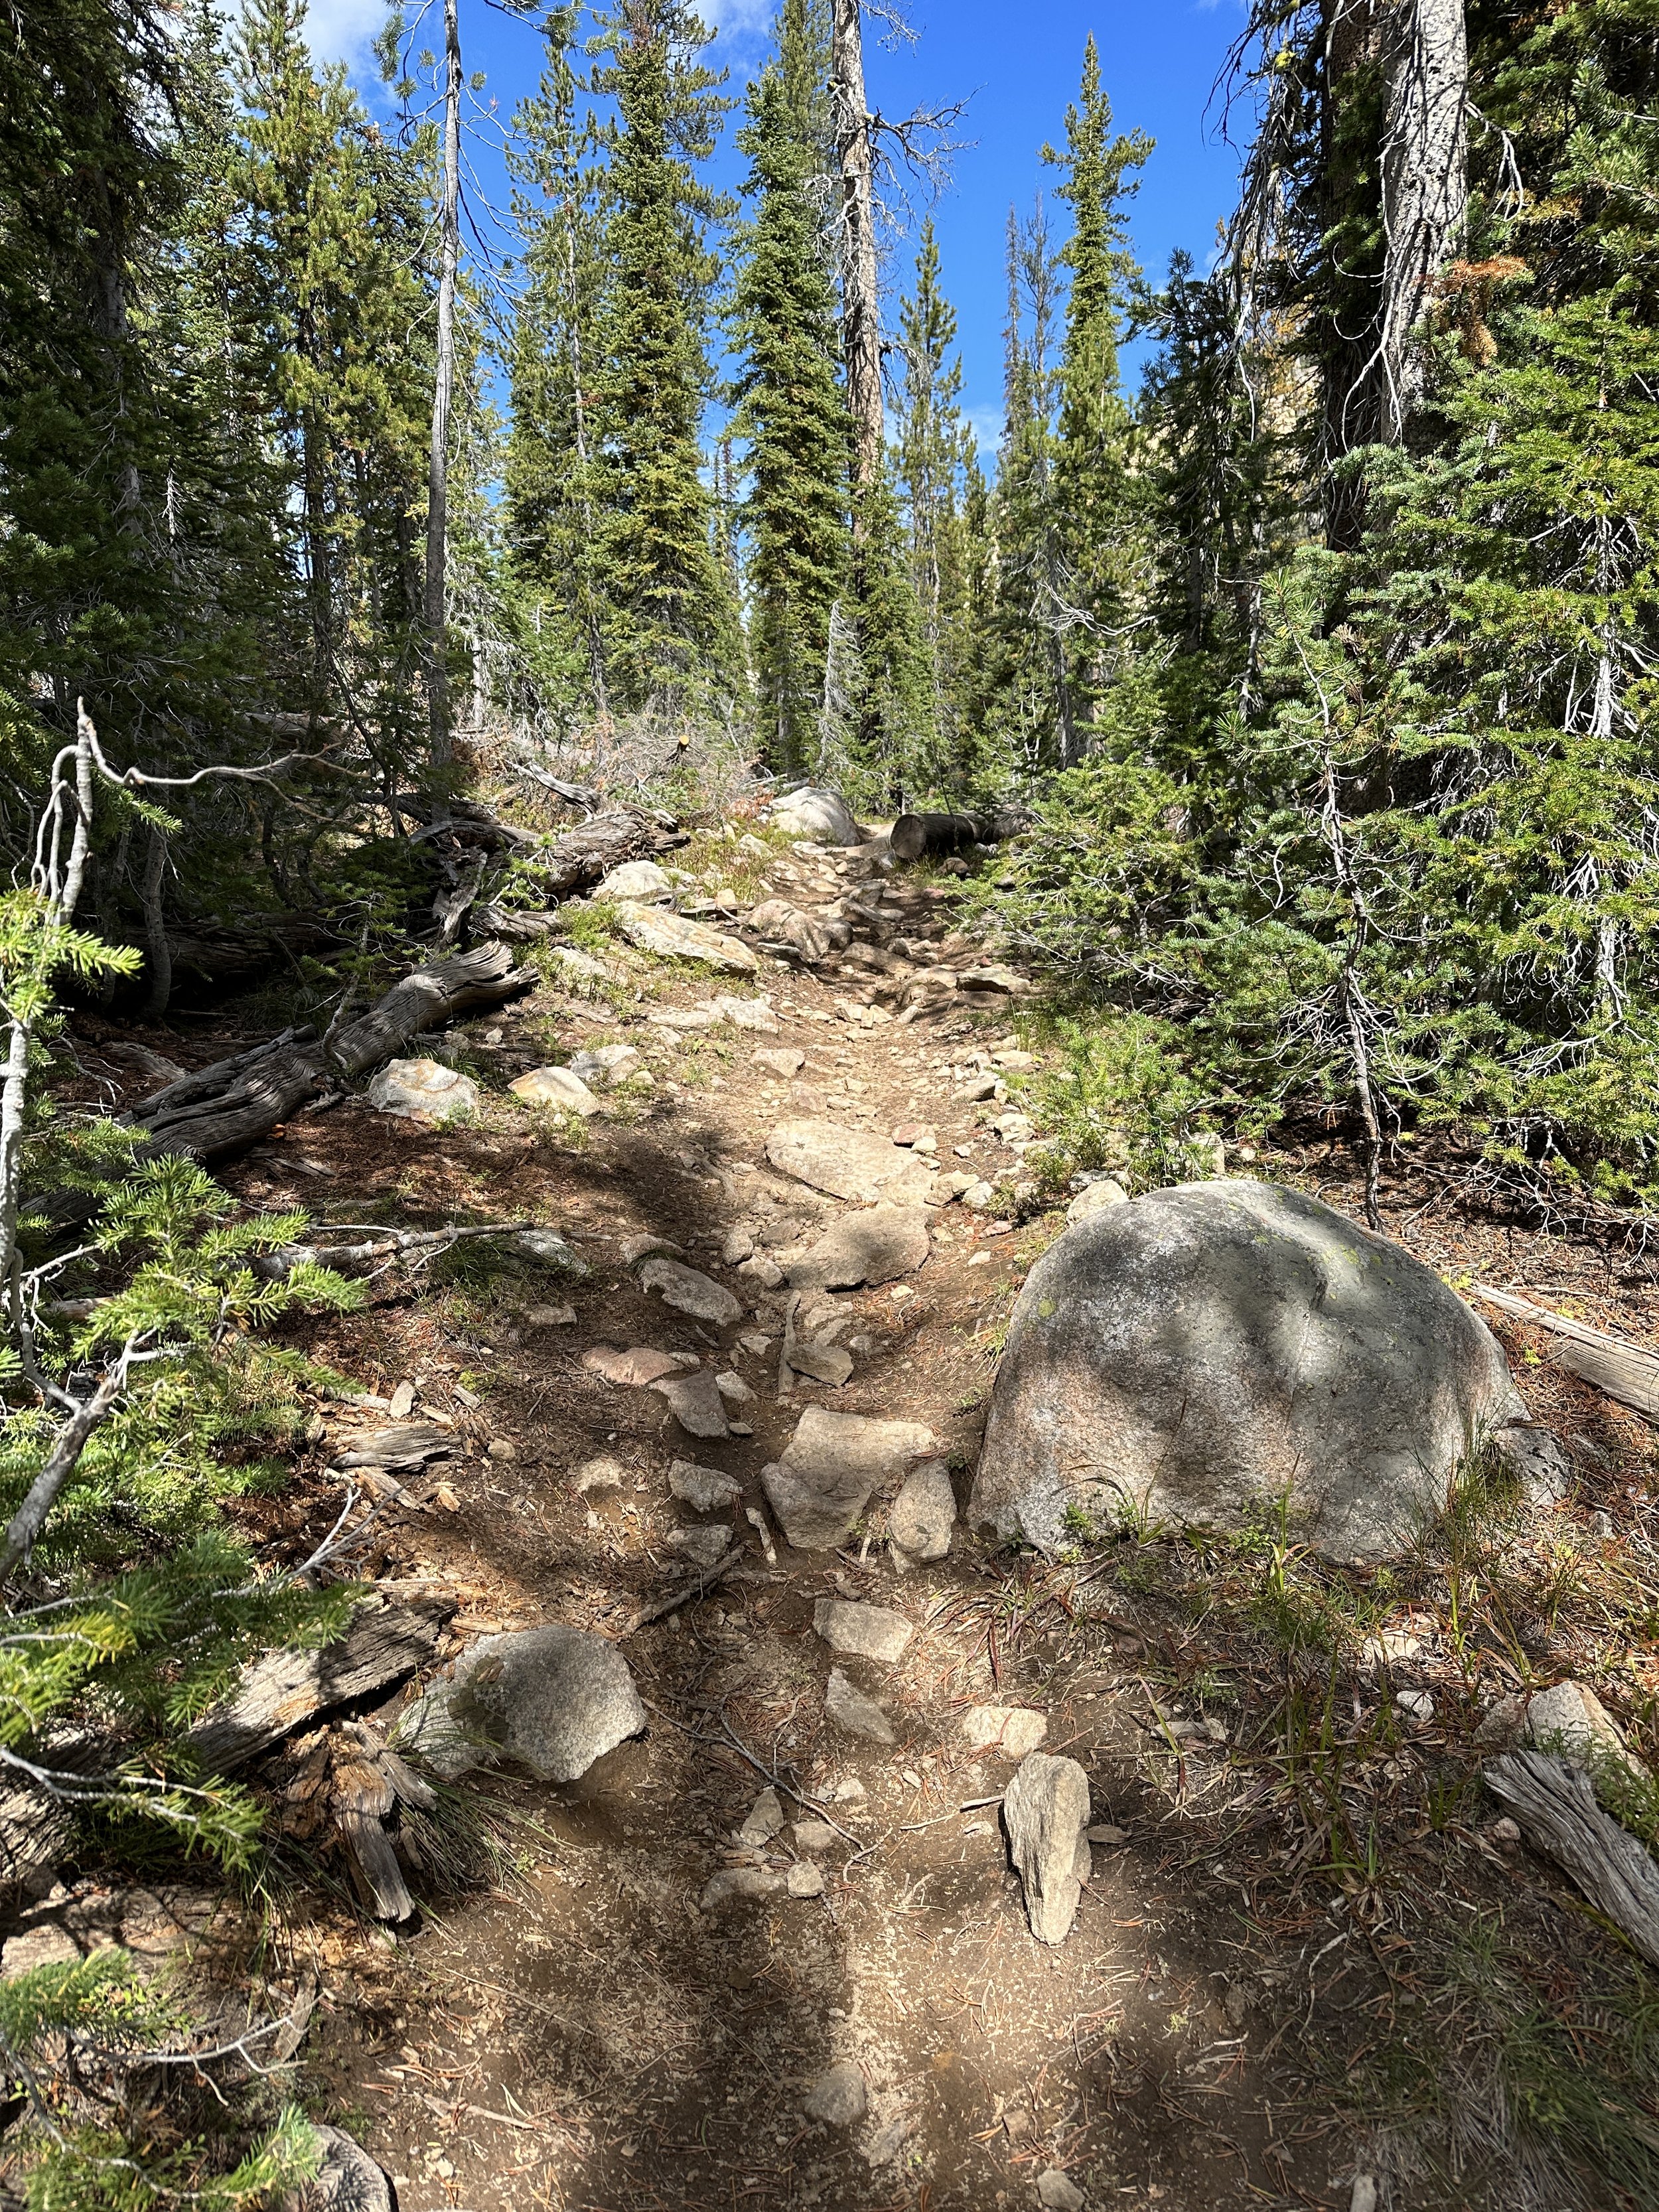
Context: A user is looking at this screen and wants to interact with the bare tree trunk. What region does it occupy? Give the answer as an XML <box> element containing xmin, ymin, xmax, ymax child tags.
<box><xmin>425</xmin><ymin>0</ymin><xmax>463</xmax><ymax>777</ymax></box>
<box><xmin>1380</xmin><ymin>0</ymin><xmax>1468</xmax><ymax>440</ymax></box>
<box><xmin>831</xmin><ymin>0</ymin><xmax>883</xmax><ymax>497</ymax></box>
<box><xmin>140</xmin><ymin>825</ymin><xmax>171</xmax><ymax>1021</ymax></box>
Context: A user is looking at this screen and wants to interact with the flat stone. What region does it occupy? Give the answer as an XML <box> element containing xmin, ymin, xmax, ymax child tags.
<box><xmin>512</xmin><ymin>1227</ymin><xmax>588</xmax><ymax>1274</ymax></box>
<box><xmin>567</xmin><ymin>1043</ymin><xmax>644</xmax><ymax>1088</ymax></box>
<box><xmin>1085</xmin><ymin>1823</ymin><xmax>1129</xmax><ymax>1845</ymax></box>
<box><xmin>1035</xmin><ymin>2171</ymin><xmax>1084</xmax><ymax>2212</ymax></box>
<box><xmin>1</xmin><ymin>1923</ymin><xmax>78</xmax><ymax>1976</ymax></box>
<box><xmin>1066</xmin><ymin>1177</ymin><xmax>1128</xmax><ymax>1225</ymax></box>
<box><xmin>803</xmin><ymin>2059</ymin><xmax>868</xmax><ymax>2126</ymax></box>
<box><xmin>638</xmin><ymin>1255</ymin><xmax>742</xmax><ymax>1327</ymax></box>
<box><xmin>571</xmin><ymin>1455</ymin><xmax>625</xmax><ymax>1494</ymax></box>
<box><xmin>583</xmin><ymin>1345</ymin><xmax>693</xmax><ymax>1387</ymax></box>
<box><xmin>699</xmin><ymin>1867</ymin><xmax>785</xmax><ymax>1911</ymax></box>
<box><xmin>760</xmin><ymin>1407</ymin><xmax>935</xmax><ymax>1549</ymax></box>
<box><xmin>650</xmin><ymin>1368</ymin><xmax>731</xmax><ymax>1439</ymax></box>
<box><xmin>814</xmin><ymin>1599</ymin><xmax>914</xmax><ymax>1664</ymax></box>
<box><xmin>613</xmin><ymin>902</ymin><xmax>760</xmax><ymax>974</ymax></box>
<box><xmin>705</xmin><ymin>994</ymin><xmax>780</xmax><ymax>1032</ymax></box>
<box><xmin>755</xmin><ymin>1047</ymin><xmax>806</xmax><ymax>1078</ymax></box>
<box><xmin>365</xmin><ymin>1057</ymin><xmax>478</xmax><ymax>1124</ymax></box>
<box><xmin>1001</xmin><ymin>1709</ymin><xmax>1049</xmax><ymax>1758</ymax></box>
<box><xmin>668</xmin><ymin>1524</ymin><xmax>732</xmax><ymax>1568</ymax></box>
<box><xmin>597</xmin><ymin>859</ymin><xmax>674</xmax><ymax>903</ymax></box>
<box><xmin>668</xmin><ymin>1460</ymin><xmax>742</xmax><ymax>1511</ymax></box>
<box><xmin>963</xmin><ymin>1180</ymin><xmax>997</xmax><ymax>1211</ymax></box>
<box><xmin>889</xmin><ymin>1461</ymin><xmax>955</xmax><ymax>1561</ymax></box>
<box><xmin>510</xmin><ymin>1065</ymin><xmax>600</xmax><ymax>1116</ymax></box>
<box><xmin>526</xmin><ymin>1303</ymin><xmax>576</xmax><ymax>1327</ymax></box>
<box><xmin>787</xmin><ymin>1205</ymin><xmax>931</xmax><ymax>1290</ymax></box>
<box><xmin>825</xmin><ymin>1667</ymin><xmax>895</xmax><ymax>1743</ymax></box>
<box><xmin>960</xmin><ymin>1706</ymin><xmax>1047</xmax><ymax>1756</ymax></box>
<box><xmin>403</xmin><ymin>1623</ymin><xmax>646</xmax><ymax>1784</ymax></box>
<box><xmin>737</xmin><ymin>1787</ymin><xmax>786</xmax><ymax>1844</ymax></box>
<box><xmin>766</xmin><ymin>1120</ymin><xmax>936</xmax><ymax>1205</ymax></box>
<box><xmin>785</xmin><ymin>1333</ymin><xmax>855</xmax><ymax>1386</ymax></box>
<box><xmin>715</xmin><ymin>1370</ymin><xmax>755</xmax><ymax>1404</ymax></box>
<box><xmin>792</xmin><ymin>1819</ymin><xmax>837</xmax><ymax>1852</ymax></box>
<box><xmin>1003</xmin><ymin>1751</ymin><xmax>1091</xmax><ymax>1945</ymax></box>
<box><xmin>786</xmin><ymin>1862</ymin><xmax>826</xmax><ymax>1897</ymax></box>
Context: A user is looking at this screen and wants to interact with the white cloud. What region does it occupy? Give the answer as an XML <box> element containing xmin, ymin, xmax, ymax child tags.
<box><xmin>301</xmin><ymin>0</ymin><xmax>388</xmax><ymax>74</ymax></box>
<box><xmin>965</xmin><ymin>404</ymin><xmax>1003</xmax><ymax>456</ymax></box>
<box><xmin>699</xmin><ymin>0</ymin><xmax>774</xmax><ymax>42</ymax></box>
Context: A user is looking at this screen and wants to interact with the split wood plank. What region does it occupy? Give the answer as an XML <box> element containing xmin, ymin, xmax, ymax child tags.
<box><xmin>1473</xmin><ymin>1284</ymin><xmax>1659</xmax><ymax>1421</ymax></box>
<box><xmin>1485</xmin><ymin>1748</ymin><xmax>1659</xmax><ymax>1968</ymax></box>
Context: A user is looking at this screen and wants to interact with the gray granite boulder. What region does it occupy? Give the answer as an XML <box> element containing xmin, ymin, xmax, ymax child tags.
<box><xmin>403</xmin><ymin>1623</ymin><xmax>645</xmax><ymax>1783</ymax></box>
<box><xmin>970</xmin><ymin>1179</ymin><xmax>1524</xmax><ymax>1562</ymax></box>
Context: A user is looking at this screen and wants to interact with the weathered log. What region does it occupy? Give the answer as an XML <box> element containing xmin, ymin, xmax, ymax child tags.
<box><xmin>889</xmin><ymin>808</ymin><xmax>1033</xmax><ymax>863</ymax></box>
<box><xmin>1485</xmin><ymin>1749</ymin><xmax>1659</xmax><ymax>1968</ymax></box>
<box><xmin>327</xmin><ymin>940</ymin><xmax>533</xmax><ymax>1079</ymax></box>
<box><xmin>336</xmin><ymin>1425</ymin><xmax>455</xmax><ymax>1472</ymax></box>
<box><xmin>1474</xmin><ymin>1285</ymin><xmax>1659</xmax><ymax>1423</ymax></box>
<box><xmin>130</xmin><ymin>1043</ymin><xmax>328</xmax><ymax>1165</ymax></box>
<box><xmin>127</xmin><ymin>1027</ymin><xmax>317</xmax><ymax>1128</ymax></box>
<box><xmin>532</xmin><ymin>808</ymin><xmax>657</xmax><ymax>899</ymax></box>
<box><xmin>332</xmin><ymin>1756</ymin><xmax>415</xmax><ymax>1922</ymax></box>
<box><xmin>184</xmin><ymin>1599</ymin><xmax>453</xmax><ymax>1775</ymax></box>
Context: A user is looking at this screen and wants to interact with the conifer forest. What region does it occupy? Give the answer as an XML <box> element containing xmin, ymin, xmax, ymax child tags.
<box><xmin>9</xmin><ymin>1</ymin><xmax>1659</xmax><ymax>2209</ymax></box>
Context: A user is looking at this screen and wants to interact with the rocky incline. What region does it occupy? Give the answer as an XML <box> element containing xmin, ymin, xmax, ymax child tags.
<box><xmin>39</xmin><ymin>795</ymin><xmax>1652</xmax><ymax>2212</ymax></box>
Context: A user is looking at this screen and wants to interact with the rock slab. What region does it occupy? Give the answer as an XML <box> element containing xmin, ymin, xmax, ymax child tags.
<box><xmin>406</xmin><ymin>1623</ymin><xmax>645</xmax><ymax>1783</ymax></box>
<box><xmin>787</xmin><ymin>1204</ymin><xmax>930</xmax><ymax>1290</ymax></box>
<box><xmin>970</xmin><ymin>1179</ymin><xmax>1524</xmax><ymax>1562</ymax></box>
<box><xmin>1003</xmin><ymin>1751</ymin><xmax>1091</xmax><ymax>1945</ymax></box>
<box><xmin>649</xmin><ymin>1368</ymin><xmax>731</xmax><ymax>1438</ymax></box>
<box><xmin>761</xmin><ymin>1406</ymin><xmax>934</xmax><ymax>1549</ymax></box>
<box><xmin>669</xmin><ymin>1459</ymin><xmax>742</xmax><ymax>1511</ymax></box>
<box><xmin>510</xmin><ymin>1065</ymin><xmax>599</xmax><ymax>1116</ymax></box>
<box><xmin>638</xmin><ymin>1255</ymin><xmax>742</xmax><ymax>1326</ymax></box>
<box><xmin>825</xmin><ymin>1667</ymin><xmax>895</xmax><ymax>1743</ymax></box>
<box><xmin>613</xmin><ymin>902</ymin><xmax>759</xmax><ymax>974</ymax></box>
<box><xmin>813</xmin><ymin>1598</ymin><xmax>914</xmax><ymax>1663</ymax></box>
<box><xmin>366</xmin><ymin>1058</ymin><xmax>477</xmax><ymax>1123</ymax></box>
<box><xmin>889</xmin><ymin>1461</ymin><xmax>955</xmax><ymax>1562</ymax></box>
<box><xmin>766</xmin><ymin>1120</ymin><xmax>936</xmax><ymax>1205</ymax></box>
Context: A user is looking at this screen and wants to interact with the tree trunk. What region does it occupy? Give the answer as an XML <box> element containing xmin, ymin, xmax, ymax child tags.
<box><xmin>831</xmin><ymin>0</ymin><xmax>883</xmax><ymax>496</ymax></box>
<box><xmin>425</xmin><ymin>0</ymin><xmax>463</xmax><ymax>776</ymax></box>
<box><xmin>140</xmin><ymin>824</ymin><xmax>172</xmax><ymax>1019</ymax></box>
<box><xmin>1380</xmin><ymin>0</ymin><xmax>1469</xmax><ymax>441</ymax></box>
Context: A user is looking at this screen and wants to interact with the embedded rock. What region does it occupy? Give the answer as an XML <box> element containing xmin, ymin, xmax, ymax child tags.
<box><xmin>613</xmin><ymin>903</ymin><xmax>760</xmax><ymax>974</ymax></box>
<box><xmin>760</xmin><ymin>1406</ymin><xmax>934</xmax><ymax>1550</ymax></box>
<box><xmin>596</xmin><ymin>859</ymin><xmax>674</xmax><ymax>903</ymax></box>
<box><xmin>824</xmin><ymin>1668</ymin><xmax>895</xmax><ymax>1743</ymax></box>
<box><xmin>668</xmin><ymin>1460</ymin><xmax>743</xmax><ymax>1511</ymax></box>
<box><xmin>512</xmin><ymin>1226</ymin><xmax>588</xmax><ymax>1274</ymax></box>
<box><xmin>649</xmin><ymin>1367</ymin><xmax>731</xmax><ymax>1438</ymax></box>
<box><xmin>1003</xmin><ymin>1751</ymin><xmax>1091</xmax><ymax>1946</ymax></box>
<box><xmin>510</xmin><ymin>1065</ymin><xmax>599</xmax><ymax>1116</ymax></box>
<box><xmin>404</xmin><ymin>1623</ymin><xmax>646</xmax><ymax>1783</ymax></box>
<box><xmin>583</xmin><ymin>1345</ymin><xmax>695</xmax><ymax>1387</ymax></box>
<box><xmin>889</xmin><ymin>1461</ymin><xmax>956</xmax><ymax>1562</ymax></box>
<box><xmin>566</xmin><ymin>1042</ymin><xmax>644</xmax><ymax>1088</ymax></box>
<box><xmin>970</xmin><ymin>1179</ymin><xmax>1525</xmax><ymax>1562</ymax></box>
<box><xmin>749</xmin><ymin>901</ymin><xmax>833</xmax><ymax>964</ymax></box>
<box><xmin>755</xmin><ymin>1047</ymin><xmax>806</xmax><ymax>1079</ymax></box>
<box><xmin>1066</xmin><ymin>1177</ymin><xmax>1128</xmax><ymax>1226</ymax></box>
<box><xmin>638</xmin><ymin>1255</ymin><xmax>743</xmax><ymax>1327</ymax></box>
<box><xmin>813</xmin><ymin>1599</ymin><xmax>914</xmax><ymax>1664</ymax></box>
<box><xmin>787</xmin><ymin>1205</ymin><xmax>930</xmax><ymax>1290</ymax></box>
<box><xmin>699</xmin><ymin>1867</ymin><xmax>785</xmax><ymax>1913</ymax></box>
<box><xmin>366</xmin><ymin>1058</ymin><xmax>478</xmax><ymax>1124</ymax></box>
<box><xmin>766</xmin><ymin>1121</ymin><xmax>936</xmax><ymax>1205</ymax></box>
<box><xmin>804</xmin><ymin>2061</ymin><xmax>867</xmax><ymax>2125</ymax></box>
<box><xmin>768</xmin><ymin>787</ymin><xmax>863</xmax><ymax>848</ymax></box>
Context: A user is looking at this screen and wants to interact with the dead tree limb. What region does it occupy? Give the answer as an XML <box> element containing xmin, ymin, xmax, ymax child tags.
<box><xmin>1486</xmin><ymin>1749</ymin><xmax>1659</xmax><ymax>1968</ymax></box>
<box><xmin>1473</xmin><ymin>1285</ymin><xmax>1659</xmax><ymax>1422</ymax></box>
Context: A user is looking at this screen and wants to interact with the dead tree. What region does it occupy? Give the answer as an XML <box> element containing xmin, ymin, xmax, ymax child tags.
<box><xmin>832</xmin><ymin>0</ymin><xmax>883</xmax><ymax>496</ymax></box>
<box><xmin>1380</xmin><ymin>0</ymin><xmax>1468</xmax><ymax>439</ymax></box>
<box><xmin>425</xmin><ymin>0</ymin><xmax>463</xmax><ymax>773</ymax></box>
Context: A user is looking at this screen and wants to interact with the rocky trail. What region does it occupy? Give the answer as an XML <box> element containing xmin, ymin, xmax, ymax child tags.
<box><xmin>19</xmin><ymin>807</ymin><xmax>1659</xmax><ymax>2212</ymax></box>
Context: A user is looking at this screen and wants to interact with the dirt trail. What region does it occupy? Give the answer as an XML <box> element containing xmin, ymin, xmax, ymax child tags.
<box><xmin>164</xmin><ymin>832</ymin><xmax>1645</xmax><ymax>2212</ymax></box>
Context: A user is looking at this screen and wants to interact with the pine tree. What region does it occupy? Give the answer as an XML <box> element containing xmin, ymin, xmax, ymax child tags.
<box><xmin>588</xmin><ymin>0</ymin><xmax>743</xmax><ymax>719</ymax></box>
<box><xmin>894</xmin><ymin>220</ymin><xmax>974</xmax><ymax>784</ymax></box>
<box><xmin>729</xmin><ymin>8</ymin><xmax>851</xmax><ymax>775</ymax></box>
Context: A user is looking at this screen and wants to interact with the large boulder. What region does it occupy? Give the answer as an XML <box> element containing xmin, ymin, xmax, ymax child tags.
<box><xmin>768</xmin><ymin>787</ymin><xmax>863</xmax><ymax>847</ymax></box>
<box><xmin>402</xmin><ymin>1623</ymin><xmax>646</xmax><ymax>1783</ymax></box>
<box><xmin>970</xmin><ymin>1179</ymin><xmax>1526</xmax><ymax>1563</ymax></box>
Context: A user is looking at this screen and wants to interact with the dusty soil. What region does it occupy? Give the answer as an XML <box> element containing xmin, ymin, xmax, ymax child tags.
<box><xmin>49</xmin><ymin>835</ymin><xmax>1659</xmax><ymax>2212</ymax></box>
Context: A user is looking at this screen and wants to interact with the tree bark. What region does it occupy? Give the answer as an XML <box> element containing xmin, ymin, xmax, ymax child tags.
<box><xmin>832</xmin><ymin>0</ymin><xmax>883</xmax><ymax>495</ymax></box>
<box><xmin>889</xmin><ymin>810</ymin><xmax>1033</xmax><ymax>863</ymax></box>
<box><xmin>1380</xmin><ymin>0</ymin><xmax>1469</xmax><ymax>441</ymax></box>
<box><xmin>139</xmin><ymin>824</ymin><xmax>171</xmax><ymax>1020</ymax></box>
<box><xmin>425</xmin><ymin>0</ymin><xmax>463</xmax><ymax>774</ymax></box>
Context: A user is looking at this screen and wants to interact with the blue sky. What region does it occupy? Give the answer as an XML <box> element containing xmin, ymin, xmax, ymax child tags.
<box><xmin>305</xmin><ymin>0</ymin><xmax>1252</xmax><ymax>444</ymax></box>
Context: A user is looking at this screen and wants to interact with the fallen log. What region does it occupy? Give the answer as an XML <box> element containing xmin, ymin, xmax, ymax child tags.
<box><xmin>328</xmin><ymin>939</ymin><xmax>534</xmax><ymax>1078</ymax></box>
<box><xmin>532</xmin><ymin>808</ymin><xmax>658</xmax><ymax>899</ymax></box>
<box><xmin>889</xmin><ymin>808</ymin><xmax>1033</xmax><ymax>864</ymax></box>
<box><xmin>1485</xmin><ymin>1748</ymin><xmax>1659</xmax><ymax>1968</ymax></box>
<box><xmin>1473</xmin><ymin>1285</ymin><xmax>1659</xmax><ymax>1422</ymax></box>
<box><xmin>129</xmin><ymin>1037</ymin><xmax>329</xmax><ymax>1165</ymax></box>
<box><xmin>184</xmin><ymin>1598</ymin><xmax>453</xmax><ymax>1775</ymax></box>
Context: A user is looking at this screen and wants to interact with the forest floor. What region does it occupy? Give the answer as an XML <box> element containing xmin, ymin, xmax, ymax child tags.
<box><xmin>40</xmin><ymin>826</ymin><xmax>1659</xmax><ymax>2212</ymax></box>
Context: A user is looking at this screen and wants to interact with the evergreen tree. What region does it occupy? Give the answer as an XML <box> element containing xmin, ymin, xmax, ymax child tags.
<box><xmin>729</xmin><ymin>6</ymin><xmax>851</xmax><ymax>774</ymax></box>
<box><xmin>894</xmin><ymin>220</ymin><xmax>974</xmax><ymax>784</ymax></box>
<box><xmin>588</xmin><ymin>0</ymin><xmax>743</xmax><ymax>718</ymax></box>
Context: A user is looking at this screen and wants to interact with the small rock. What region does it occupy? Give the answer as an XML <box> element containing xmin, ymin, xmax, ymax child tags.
<box><xmin>510</xmin><ymin>1065</ymin><xmax>601</xmax><ymax>1117</ymax></box>
<box><xmin>1395</xmin><ymin>1689</ymin><xmax>1435</xmax><ymax>1722</ymax></box>
<box><xmin>1349</xmin><ymin>2181</ymin><xmax>1378</xmax><ymax>2212</ymax></box>
<box><xmin>1524</xmin><ymin>1680</ymin><xmax>1648</xmax><ymax>1786</ymax></box>
<box><xmin>668</xmin><ymin>1524</ymin><xmax>731</xmax><ymax>1568</ymax></box>
<box><xmin>613</xmin><ymin>902</ymin><xmax>760</xmax><ymax>974</ymax></box>
<box><xmin>571</xmin><ymin>1455</ymin><xmax>625</xmax><ymax>1495</ymax></box>
<box><xmin>1489</xmin><ymin>1815</ymin><xmax>1522</xmax><ymax>1846</ymax></box>
<box><xmin>705</xmin><ymin>994</ymin><xmax>782</xmax><ymax>1033</ymax></box>
<box><xmin>945</xmin><ymin>1171</ymin><xmax>978</xmax><ymax>1200</ymax></box>
<box><xmin>737</xmin><ymin>1787</ymin><xmax>786</xmax><ymax>1845</ymax></box>
<box><xmin>814</xmin><ymin>1599</ymin><xmax>914</xmax><ymax>1664</ymax></box>
<box><xmin>755</xmin><ymin>1047</ymin><xmax>806</xmax><ymax>1078</ymax></box>
<box><xmin>889</xmin><ymin>1461</ymin><xmax>955</xmax><ymax>1562</ymax></box>
<box><xmin>366</xmin><ymin>1057</ymin><xmax>478</xmax><ymax>1124</ymax></box>
<box><xmin>738</xmin><ymin>1330</ymin><xmax>772</xmax><ymax>1354</ymax></box>
<box><xmin>526</xmin><ymin>1303</ymin><xmax>576</xmax><ymax>1327</ymax></box>
<box><xmin>299</xmin><ymin>2124</ymin><xmax>394</xmax><ymax>2212</ymax></box>
<box><xmin>403</xmin><ymin>1623</ymin><xmax>646</xmax><ymax>1783</ymax></box>
<box><xmin>567</xmin><ymin>1042</ymin><xmax>644</xmax><ymax>1088</ymax></box>
<box><xmin>1000</xmin><ymin>1709</ymin><xmax>1048</xmax><ymax>1759</ymax></box>
<box><xmin>738</xmin><ymin>1254</ymin><xmax>785</xmax><ymax>1288</ymax></box>
<box><xmin>826</xmin><ymin>1775</ymin><xmax>867</xmax><ymax>1802</ymax></box>
<box><xmin>787</xmin><ymin>1205</ymin><xmax>931</xmax><ymax>1290</ymax></box>
<box><xmin>963</xmin><ymin>1179</ymin><xmax>997</xmax><ymax>1211</ymax></box>
<box><xmin>597</xmin><ymin>859</ymin><xmax>675</xmax><ymax>903</ymax></box>
<box><xmin>825</xmin><ymin>1667</ymin><xmax>895</xmax><ymax>1743</ymax></box>
<box><xmin>649</xmin><ymin>1368</ymin><xmax>731</xmax><ymax>1439</ymax></box>
<box><xmin>638</xmin><ymin>1255</ymin><xmax>743</xmax><ymax>1327</ymax></box>
<box><xmin>1359</xmin><ymin>1627</ymin><xmax>1422</xmax><ymax>1668</ymax></box>
<box><xmin>699</xmin><ymin>1867</ymin><xmax>785</xmax><ymax>1912</ymax></box>
<box><xmin>669</xmin><ymin>1460</ymin><xmax>742</xmax><ymax>1511</ymax></box>
<box><xmin>761</xmin><ymin>1406</ymin><xmax>935</xmax><ymax>1549</ymax></box>
<box><xmin>486</xmin><ymin>1437</ymin><xmax>517</xmax><ymax>1462</ymax></box>
<box><xmin>1035</xmin><ymin>2172</ymin><xmax>1084</xmax><ymax>2212</ymax></box>
<box><xmin>792</xmin><ymin>1819</ymin><xmax>837</xmax><ymax>1851</ymax></box>
<box><xmin>1066</xmin><ymin>1177</ymin><xmax>1128</xmax><ymax>1225</ymax></box>
<box><xmin>1003</xmin><ymin>1751</ymin><xmax>1090</xmax><ymax>1945</ymax></box>
<box><xmin>583</xmin><ymin>1345</ymin><xmax>694</xmax><ymax>1388</ymax></box>
<box><xmin>722</xmin><ymin>1225</ymin><xmax>756</xmax><ymax>1263</ymax></box>
<box><xmin>785</xmin><ymin>1333</ymin><xmax>855</xmax><ymax>1387</ymax></box>
<box><xmin>512</xmin><ymin>1226</ymin><xmax>588</xmax><ymax>1274</ymax></box>
<box><xmin>786</xmin><ymin>1862</ymin><xmax>826</xmax><ymax>1897</ymax></box>
<box><xmin>803</xmin><ymin>2060</ymin><xmax>867</xmax><ymax>2126</ymax></box>
<box><xmin>1084</xmin><ymin>1822</ymin><xmax>1128</xmax><ymax>1845</ymax></box>
<box><xmin>715</xmin><ymin>1370</ymin><xmax>756</xmax><ymax>1404</ymax></box>
<box><xmin>388</xmin><ymin>1380</ymin><xmax>415</xmax><ymax>1420</ymax></box>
